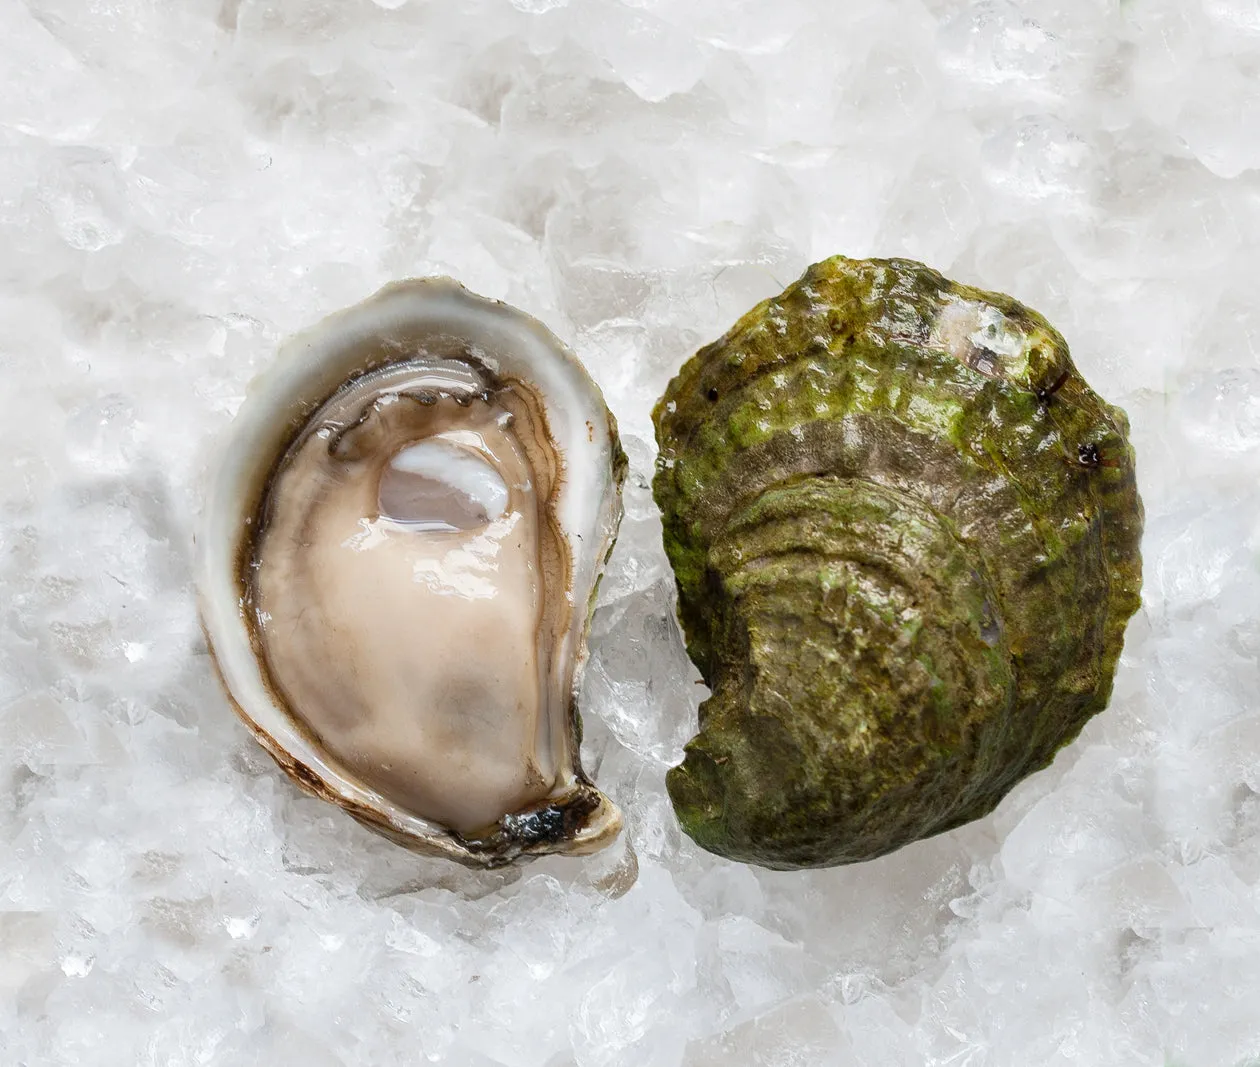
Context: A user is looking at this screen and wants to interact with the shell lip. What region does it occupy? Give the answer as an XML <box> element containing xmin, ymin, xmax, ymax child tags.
<box><xmin>198</xmin><ymin>277</ymin><xmax>625</xmax><ymax>867</ymax></box>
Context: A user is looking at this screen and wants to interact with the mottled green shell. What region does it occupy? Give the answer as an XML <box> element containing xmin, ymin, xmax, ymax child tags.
<box><xmin>652</xmin><ymin>256</ymin><xmax>1143</xmax><ymax>870</ymax></box>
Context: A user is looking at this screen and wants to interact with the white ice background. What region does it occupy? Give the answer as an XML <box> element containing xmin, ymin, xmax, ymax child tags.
<box><xmin>2</xmin><ymin>0</ymin><xmax>1260</xmax><ymax>1064</ymax></box>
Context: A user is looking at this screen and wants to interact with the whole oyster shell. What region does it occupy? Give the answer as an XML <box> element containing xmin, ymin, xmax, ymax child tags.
<box><xmin>653</xmin><ymin>256</ymin><xmax>1144</xmax><ymax>870</ymax></box>
<box><xmin>198</xmin><ymin>280</ymin><xmax>626</xmax><ymax>867</ymax></box>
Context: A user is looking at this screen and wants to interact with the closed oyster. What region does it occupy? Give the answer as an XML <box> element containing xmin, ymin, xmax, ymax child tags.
<box><xmin>653</xmin><ymin>256</ymin><xmax>1143</xmax><ymax>870</ymax></box>
<box><xmin>198</xmin><ymin>280</ymin><xmax>625</xmax><ymax>867</ymax></box>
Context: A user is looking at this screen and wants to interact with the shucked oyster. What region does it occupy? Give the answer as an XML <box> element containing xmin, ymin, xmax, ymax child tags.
<box><xmin>654</xmin><ymin>256</ymin><xmax>1143</xmax><ymax>870</ymax></box>
<box><xmin>198</xmin><ymin>280</ymin><xmax>626</xmax><ymax>867</ymax></box>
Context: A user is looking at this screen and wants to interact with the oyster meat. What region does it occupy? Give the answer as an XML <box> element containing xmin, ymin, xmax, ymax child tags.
<box><xmin>653</xmin><ymin>256</ymin><xmax>1144</xmax><ymax>870</ymax></box>
<box><xmin>198</xmin><ymin>280</ymin><xmax>625</xmax><ymax>867</ymax></box>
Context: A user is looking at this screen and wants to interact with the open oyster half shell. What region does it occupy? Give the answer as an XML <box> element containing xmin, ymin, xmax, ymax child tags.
<box><xmin>197</xmin><ymin>280</ymin><xmax>626</xmax><ymax>867</ymax></box>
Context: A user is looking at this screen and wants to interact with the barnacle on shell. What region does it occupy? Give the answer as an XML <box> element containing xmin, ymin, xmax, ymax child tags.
<box><xmin>653</xmin><ymin>256</ymin><xmax>1143</xmax><ymax>870</ymax></box>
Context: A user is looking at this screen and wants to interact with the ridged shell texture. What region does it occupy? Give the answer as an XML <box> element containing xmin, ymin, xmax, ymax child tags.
<box><xmin>653</xmin><ymin>256</ymin><xmax>1144</xmax><ymax>870</ymax></box>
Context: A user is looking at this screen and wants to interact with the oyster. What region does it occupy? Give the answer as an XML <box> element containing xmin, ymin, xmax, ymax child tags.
<box><xmin>653</xmin><ymin>256</ymin><xmax>1143</xmax><ymax>870</ymax></box>
<box><xmin>198</xmin><ymin>280</ymin><xmax>626</xmax><ymax>867</ymax></box>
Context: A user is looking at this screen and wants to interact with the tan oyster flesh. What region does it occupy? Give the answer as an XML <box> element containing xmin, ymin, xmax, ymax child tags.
<box><xmin>251</xmin><ymin>358</ymin><xmax>580</xmax><ymax>837</ymax></box>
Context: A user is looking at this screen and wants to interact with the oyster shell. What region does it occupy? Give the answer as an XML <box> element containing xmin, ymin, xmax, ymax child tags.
<box><xmin>198</xmin><ymin>280</ymin><xmax>626</xmax><ymax>867</ymax></box>
<box><xmin>653</xmin><ymin>256</ymin><xmax>1144</xmax><ymax>870</ymax></box>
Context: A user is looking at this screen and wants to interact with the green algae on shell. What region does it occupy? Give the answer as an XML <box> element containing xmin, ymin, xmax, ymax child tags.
<box><xmin>652</xmin><ymin>256</ymin><xmax>1143</xmax><ymax>870</ymax></box>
